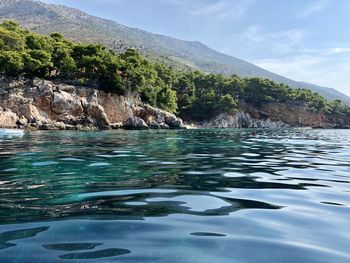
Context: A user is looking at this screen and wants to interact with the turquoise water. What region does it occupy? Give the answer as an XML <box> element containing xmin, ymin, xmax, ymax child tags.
<box><xmin>0</xmin><ymin>128</ymin><xmax>349</xmax><ymax>262</ymax></box>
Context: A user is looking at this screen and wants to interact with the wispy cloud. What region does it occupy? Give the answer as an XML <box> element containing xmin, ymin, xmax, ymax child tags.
<box><xmin>255</xmin><ymin>53</ymin><xmax>350</xmax><ymax>95</ymax></box>
<box><xmin>244</xmin><ymin>26</ymin><xmax>307</xmax><ymax>45</ymax></box>
<box><xmin>191</xmin><ymin>1</ymin><xmax>228</xmax><ymax>15</ymax></box>
<box><xmin>234</xmin><ymin>25</ymin><xmax>308</xmax><ymax>55</ymax></box>
<box><xmin>329</xmin><ymin>47</ymin><xmax>350</xmax><ymax>54</ymax></box>
<box><xmin>190</xmin><ymin>0</ymin><xmax>254</xmax><ymax>20</ymax></box>
<box><xmin>297</xmin><ymin>46</ymin><xmax>350</xmax><ymax>56</ymax></box>
<box><xmin>162</xmin><ymin>0</ymin><xmax>184</xmax><ymax>6</ymax></box>
<box><xmin>297</xmin><ymin>0</ymin><xmax>330</xmax><ymax>19</ymax></box>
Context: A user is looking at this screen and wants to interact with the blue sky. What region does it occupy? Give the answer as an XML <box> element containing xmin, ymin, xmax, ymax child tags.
<box><xmin>41</xmin><ymin>0</ymin><xmax>350</xmax><ymax>95</ymax></box>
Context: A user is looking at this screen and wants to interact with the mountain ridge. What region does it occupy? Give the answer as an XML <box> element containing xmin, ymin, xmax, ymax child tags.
<box><xmin>1</xmin><ymin>0</ymin><xmax>349</xmax><ymax>104</ymax></box>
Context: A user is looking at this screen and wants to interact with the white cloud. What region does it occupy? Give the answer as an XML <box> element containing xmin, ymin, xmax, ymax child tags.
<box><xmin>231</xmin><ymin>25</ymin><xmax>308</xmax><ymax>55</ymax></box>
<box><xmin>329</xmin><ymin>47</ymin><xmax>350</xmax><ymax>54</ymax></box>
<box><xmin>190</xmin><ymin>0</ymin><xmax>254</xmax><ymax>20</ymax></box>
<box><xmin>163</xmin><ymin>0</ymin><xmax>184</xmax><ymax>6</ymax></box>
<box><xmin>244</xmin><ymin>26</ymin><xmax>307</xmax><ymax>45</ymax></box>
<box><xmin>255</xmin><ymin>54</ymin><xmax>350</xmax><ymax>96</ymax></box>
<box><xmin>298</xmin><ymin>0</ymin><xmax>330</xmax><ymax>18</ymax></box>
<box><xmin>191</xmin><ymin>1</ymin><xmax>228</xmax><ymax>15</ymax></box>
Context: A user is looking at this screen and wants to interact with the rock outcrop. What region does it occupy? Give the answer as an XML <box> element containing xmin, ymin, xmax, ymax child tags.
<box><xmin>239</xmin><ymin>102</ymin><xmax>325</xmax><ymax>128</ymax></box>
<box><xmin>1</xmin><ymin>78</ymin><xmax>348</xmax><ymax>130</ymax></box>
<box><xmin>203</xmin><ymin>112</ymin><xmax>289</xmax><ymax>128</ymax></box>
<box><xmin>0</xmin><ymin>78</ymin><xmax>184</xmax><ymax>130</ymax></box>
<box><xmin>0</xmin><ymin>109</ymin><xmax>19</xmax><ymax>129</ymax></box>
<box><xmin>123</xmin><ymin>116</ymin><xmax>149</xmax><ymax>130</ymax></box>
<box><xmin>202</xmin><ymin>101</ymin><xmax>349</xmax><ymax>129</ymax></box>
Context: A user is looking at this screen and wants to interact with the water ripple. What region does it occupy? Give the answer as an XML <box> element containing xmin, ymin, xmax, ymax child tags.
<box><xmin>0</xmin><ymin>129</ymin><xmax>349</xmax><ymax>262</ymax></box>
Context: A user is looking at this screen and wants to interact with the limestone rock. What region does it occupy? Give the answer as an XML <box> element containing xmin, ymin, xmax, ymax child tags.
<box><xmin>58</xmin><ymin>84</ymin><xmax>76</xmax><ymax>93</ymax></box>
<box><xmin>0</xmin><ymin>78</ymin><xmax>185</xmax><ymax>130</ymax></box>
<box><xmin>159</xmin><ymin>122</ymin><xmax>170</xmax><ymax>129</ymax></box>
<box><xmin>204</xmin><ymin>112</ymin><xmax>289</xmax><ymax>129</ymax></box>
<box><xmin>51</xmin><ymin>92</ymin><xmax>83</xmax><ymax>116</ymax></box>
<box><xmin>165</xmin><ymin>114</ymin><xmax>183</xmax><ymax>128</ymax></box>
<box><xmin>111</xmin><ymin>122</ymin><xmax>123</xmax><ymax>129</ymax></box>
<box><xmin>0</xmin><ymin>110</ymin><xmax>19</xmax><ymax>128</ymax></box>
<box><xmin>54</xmin><ymin>122</ymin><xmax>66</xmax><ymax>130</ymax></box>
<box><xmin>86</xmin><ymin>103</ymin><xmax>110</xmax><ymax>127</ymax></box>
<box><xmin>40</xmin><ymin>123</ymin><xmax>58</xmax><ymax>130</ymax></box>
<box><xmin>136</xmin><ymin>104</ymin><xmax>184</xmax><ymax>129</ymax></box>
<box><xmin>123</xmin><ymin>116</ymin><xmax>149</xmax><ymax>130</ymax></box>
<box><xmin>17</xmin><ymin>116</ymin><xmax>28</xmax><ymax>127</ymax></box>
<box><xmin>149</xmin><ymin>121</ymin><xmax>161</xmax><ymax>129</ymax></box>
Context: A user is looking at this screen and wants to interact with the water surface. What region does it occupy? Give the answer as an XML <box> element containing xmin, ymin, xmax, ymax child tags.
<box><xmin>0</xmin><ymin>129</ymin><xmax>349</xmax><ymax>262</ymax></box>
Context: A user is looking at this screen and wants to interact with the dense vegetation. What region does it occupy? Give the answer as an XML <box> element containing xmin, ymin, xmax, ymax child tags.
<box><xmin>0</xmin><ymin>20</ymin><xmax>349</xmax><ymax>120</ymax></box>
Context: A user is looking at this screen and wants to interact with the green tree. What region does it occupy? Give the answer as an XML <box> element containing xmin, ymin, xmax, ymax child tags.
<box><xmin>218</xmin><ymin>94</ymin><xmax>238</xmax><ymax>114</ymax></box>
<box><xmin>157</xmin><ymin>86</ymin><xmax>178</xmax><ymax>113</ymax></box>
<box><xmin>0</xmin><ymin>51</ymin><xmax>24</xmax><ymax>75</ymax></box>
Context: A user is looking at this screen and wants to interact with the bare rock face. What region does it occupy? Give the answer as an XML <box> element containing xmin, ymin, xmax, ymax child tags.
<box><xmin>0</xmin><ymin>78</ymin><xmax>184</xmax><ymax>130</ymax></box>
<box><xmin>51</xmin><ymin>91</ymin><xmax>83</xmax><ymax>116</ymax></box>
<box><xmin>0</xmin><ymin>109</ymin><xmax>19</xmax><ymax>128</ymax></box>
<box><xmin>239</xmin><ymin>102</ymin><xmax>325</xmax><ymax>128</ymax></box>
<box><xmin>137</xmin><ymin>104</ymin><xmax>184</xmax><ymax>129</ymax></box>
<box><xmin>17</xmin><ymin>116</ymin><xmax>28</xmax><ymax>127</ymax></box>
<box><xmin>86</xmin><ymin>103</ymin><xmax>110</xmax><ymax>127</ymax></box>
<box><xmin>203</xmin><ymin>112</ymin><xmax>289</xmax><ymax>128</ymax></box>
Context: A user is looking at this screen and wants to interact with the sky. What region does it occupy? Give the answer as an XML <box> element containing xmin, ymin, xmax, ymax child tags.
<box><xmin>41</xmin><ymin>0</ymin><xmax>350</xmax><ymax>96</ymax></box>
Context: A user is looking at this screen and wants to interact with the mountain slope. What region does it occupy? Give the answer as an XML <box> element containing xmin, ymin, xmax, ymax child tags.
<box><xmin>1</xmin><ymin>0</ymin><xmax>349</xmax><ymax>104</ymax></box>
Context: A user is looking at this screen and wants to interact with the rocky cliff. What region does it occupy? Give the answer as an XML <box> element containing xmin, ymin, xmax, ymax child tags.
<box><xmin>203</xmin><ymin>101</ymin><xmax>350</xmax><ymax>129</ymax></box>
<box><xmin>0</xmin><ymin>78</ymin><xmax>348</xmax><ymax>131</ymax></box>
<box><xmin>202</xmin><ymin>111</ymin><xmax>289</xmax><ymax>129</ymax></box>
<box><xmin>0</xmin><ymin>78</ymin><xmax>184</xmax><ymax>130</ymax></box>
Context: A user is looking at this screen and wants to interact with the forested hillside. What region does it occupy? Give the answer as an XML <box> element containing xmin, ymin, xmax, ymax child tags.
<box><xmin>1</xmin><ymin>0</ymin><xmax>349</xmax><ymax>104</ymax></box>
<box><xmin>1</xmin><ymin>20</ymin><xmax>349</xmax><ymax>122</ymax></box>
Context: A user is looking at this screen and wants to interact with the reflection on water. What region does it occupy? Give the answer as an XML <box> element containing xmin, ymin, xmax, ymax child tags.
<box><xmin>0</xmin><ymin>227</ymin><xmax>49</xmax><ymax>250</ymax></box>
<box><xmin>0</xmin><ymin>129</ymin><xmax>349</xmax><ymax>262</ymax></box>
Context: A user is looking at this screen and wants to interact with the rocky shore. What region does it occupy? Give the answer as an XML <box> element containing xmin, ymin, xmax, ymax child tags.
<box><xmin>202</xmin><ymin>112</ymin><xmax>289</xmax><ymax>128</ymax></box>
<box><xmin>1</xmin><ymin>78</ymin><xmax>348</xmax><ymax>131</ymax></box>
<box><xmin>202</xmin><ymin>101</ymin><xmax>350</xmax><ymax>129</ymax></box>
<box><xmin>0</xmin><ymin>78</ymin><xmax>184</xmax><ymax>130</ymax></box>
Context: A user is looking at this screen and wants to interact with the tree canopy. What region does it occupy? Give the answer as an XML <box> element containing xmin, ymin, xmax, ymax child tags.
<box><xmin>0</xmin><ymin>19</ymin><xmax>348</xmax><ymax>117</ymax></box>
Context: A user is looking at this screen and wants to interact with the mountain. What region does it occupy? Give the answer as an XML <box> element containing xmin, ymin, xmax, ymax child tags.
<box><xmin>1</xmin><ymin>0</ymin><xmax>349</xmax><ymax>104</ymax></box>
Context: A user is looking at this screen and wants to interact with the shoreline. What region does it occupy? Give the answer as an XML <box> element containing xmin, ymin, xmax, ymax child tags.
<box><xmin>1</xmin><ymin>78</ymin><xmax>349</xmax><ymax>130</ymax></box>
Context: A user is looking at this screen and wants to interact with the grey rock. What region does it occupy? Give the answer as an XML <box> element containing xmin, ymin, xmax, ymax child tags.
<box><xmin>86</xmin><ymin>103</ymin><xmax>110</xmax><ymax>127</ymax></box>
<box><xmin>65</xmin><ymin>124</ymin><xmax>77</xmax><ymax>130</ymax></box>
<box><xmin>51</xmin><ymin>92</ymin><xmax>84</xmax><ymax>116</ymax></box>
<box><xmin>165</xmin><ymin>115</ymin><xmax>183</xmax><ymax>128</ymax></box>
<box><xmin>123</xmin><ymin>116</ymin><xmax>149</xmax><ymax>130</ymax></box>
<box><xmin>40</xmin><ymin>123</ymin><xmax>58</xmax><ymax>130</ymax></box>
<box><xmin>31</xmin><ymin>77</ymin><xmax>44</xmax><ymax>87</ymax></box>
<box><xmin>54</xmin><ymin>122</ymin><xmax>66</xmax><ymax>130</ymax></box>
<box><xmin>58</xmin><ymin>84</ymin><xmax>76</xmax><ymax>93</ymax></box>
<box><xmin>0</xmin><ymin>78</ymin><xmax>185</xmax><ymax>131</ymax></box>
<box><xmin>17</xmin><ymin>116</ymin><xmax>28</xmax><ymax>126</ymax></box>
<box><xmin>0</xmin><ymin>110</ymin><xmax>19</xmax><ymax>128</ymax></box>
<box><xmin>149</xmin><ymin>121</ymin><xmax>161</xmax><ymax>129</ymax></box>
<box><xmin>204</xmin><ymin>112</ymin><xmax>289</xmax><ymax>129</ymax></box>
<box><xmin>159</xmin><ymin>123</ymin><xmax>170</xmax><ymax>129</ymax></box>
<box><xmin>111</xmin><ymin>122</ymin><xmax>123</xmax><ymax>129</ymax></box>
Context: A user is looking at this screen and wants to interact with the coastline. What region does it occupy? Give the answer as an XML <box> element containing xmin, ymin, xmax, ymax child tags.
<box><xmin>0</xmin><ymin>78</ymin><xmax>184</xmax><ymax>131</ymax></box>
<box><xmin>1</xmin><ymin>78</ymin><xmax>349</xmax><ymax>131</ymax></box>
